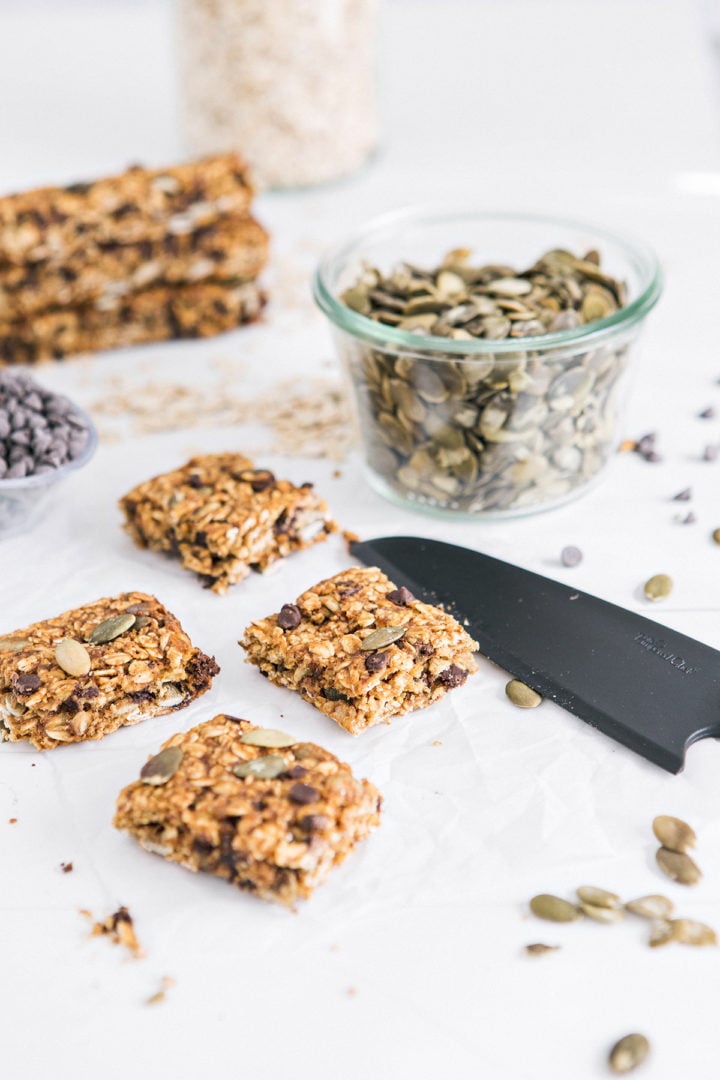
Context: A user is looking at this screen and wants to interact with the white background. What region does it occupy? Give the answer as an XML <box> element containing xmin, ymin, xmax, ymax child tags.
<box><xmin>2</xmin><ymin>3</ymin><xmax>720</xmax><ymax>1078</ymax></box>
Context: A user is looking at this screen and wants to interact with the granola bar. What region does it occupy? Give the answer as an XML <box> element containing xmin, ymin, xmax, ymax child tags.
<box><xmin>0</xmin><ymin>154</ymin><xmax>253</xmax><ymax>266</ymax></box>
<box><xmin>0</xmin><ymin>279</ymin><xmax>264</xmax><ymax>363</ymax></box>
<box><xmin>0</xmin><ymin>215</ymin><xmax>268</xmax><ymax>321</ymax></box>
<box><xmin>240</xmin><ymin>566</ymin><xmax>479</xmax><ymax>734</ymax></box>
<box><xmin>113</xmin><ymin>714</ymin><xmax>382</xmax><ymax>905</ymax></box>
<box><xmin>120</xmin><ymin>453</ymin><xmax>337</xmax><ymax>594</ymax></box>
<box><xmin>0</xmin><ymin>592</ymin><xmax>219</xmax><ymax>750</ymax></box>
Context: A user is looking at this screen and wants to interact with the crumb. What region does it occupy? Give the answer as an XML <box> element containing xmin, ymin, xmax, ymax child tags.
<box><xmin>8</xmin><ymin>818</ymin><xmax>17</xmax><ymax>824</ymax></box>
<box><xmin>618</xmin><ymin>438</ymin><xmax>637</xmax><ymax>453</ymax></box>
<box><xmin>332</xmin><ymin>469</ymin><xmax>342</xmax><ymax>479</ymax></box>
<box><xmin>342</xmin><ymin>528</ymin><xmax>360</xmax><ymax>547</ymax></box>
<box><xmin>89</xmin><ymin>906</ymin><xmax>145</xmax><ymax>959</ymax></box>
<box><xmin>346</xmin><ymin>986</ymin><xmax>358</xmax><ymax>998</ymax></box>
<box><xmin>60</xmin><ymin>861</ymin><xmax>73</xmax><ymax>873</ymax></box>
<box><xmin>432</xmin><ymin>740</ymin><xmax>443</xmax><ymax>747</ymax></box>
<box><xmin>145</xmin><ymin>976</ymin><xmax>175</xmax><ymax>1006</ymax></box>
<box><xmin>329</xmin><ymin>943</ymin><xmax>340</xmax><ymax>952</ymax></box>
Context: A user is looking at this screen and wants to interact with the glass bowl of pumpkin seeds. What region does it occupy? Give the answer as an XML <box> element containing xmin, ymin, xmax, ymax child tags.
<box><xmin>314</xmin><ymin>208</ymin><xmax>662</xmax><ymax>517</ymax></box>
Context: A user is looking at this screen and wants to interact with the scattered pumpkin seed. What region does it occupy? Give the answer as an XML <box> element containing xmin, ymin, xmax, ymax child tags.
<box><xmin>233</xmin><ymin>754</ymin><xmax>287</xmax><ymax>781</ymax></box>
<box><xmin>655</xmin><ymin>846</ymin><xmax>701</xmax><ymax>885</ymax></box>
<box><xmin>576</xmin><ymin>886</ymin><xmax>621</xmax><ymax>909</ymax></box>
<box><xmin>625</xmin><ymin>895</ymin><xmax>674</xmax><ymax>920</ymax></box>
<box><xmin>643</xmin><ymin>574</ymin><xmax>672</xmax><ymax>601</ymax></box>
<box><xmin>652</xmin><ymin>814</ymin><xmax>696</xmax><ymax>854</ymax></box>
<box><xmin>608</xmin><ymin>1033</ymin><xmax>650</xmax><ymax>1073</ymax></box>
<box><xmin>524</xmin><ymin>943</ymin><xmax>560</xmax><ymax>957</ymax></box>
<box><xmin>0</xmin><ymin>637</ymin><xmax>29</xmax><ymax>652</ymax></box>
<box><xmin>712</xmin><ymin>527</ymin><xmax>720</xmax><ymax>544</ymax></box>
<box><xmin>360</xmin><ymin>625</ymin><xmax>407</xmax><ymax>651</ymax></box>
<box><xmin>140</xmin><ymin>745</ymin><xmax>183</xmax><ymax>785</ymax></box>
<box><xmin>505</xmin><ymin>679</ymin><xmax>542</xmax><ymax>708</ymax></box>
<box><xmin>239</xmin><ymin>728</ymin><xmax>298</xmax><ymax>748</ymax></box>
<box><xmin>54</xmin><ymin>638</ymin><xmax>91</xmax><ymax>677</ymax></box>
<box><xmin>529</xmin><ymin>894</ymin><xmax>582</xmax><ymax>922</ymax></box>
<box><xmin>579</xmin><ymin>902</ymin><xmax>625</xmax><ymax>924</ymax></box>
<box><xmin>668</xmin><ymin>918</ymin><xmax>717</xmax><ymax>946</ymax></box>
<box><xmin>88</xmin><ymin>612</ymin><xmax>136</xmax><ymax>644</ymax></box>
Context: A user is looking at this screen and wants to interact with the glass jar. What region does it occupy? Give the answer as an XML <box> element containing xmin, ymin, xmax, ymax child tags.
<box><xmin>176</xmin><ymin>0</ymin><xmax>379</xmax><ymax>189</ymax></box>
<box><xmin>314</xmin><ymin>209</ymin><xmax>662</xmax><ymax>518</ymax></box>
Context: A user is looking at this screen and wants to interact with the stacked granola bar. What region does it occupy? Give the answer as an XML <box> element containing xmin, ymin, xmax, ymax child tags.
<box><xmin>0</xmin><ymin>154</ymin><xmax>268</xmax><ymax>362</ymax></box>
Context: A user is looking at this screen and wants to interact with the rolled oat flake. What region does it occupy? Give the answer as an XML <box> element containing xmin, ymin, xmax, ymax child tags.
<box><xmin>608</xmin><ymin>1033</ymin><xmax>650</xmax><ymax>1074</ymax></box>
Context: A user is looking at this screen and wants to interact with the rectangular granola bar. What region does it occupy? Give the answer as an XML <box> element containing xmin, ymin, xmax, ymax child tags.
<box><xmin>0</xmin><ymin>279</ymin><xmax>264</xmax><ymax>363</ymax></box>
<box><xmin>0</xmin><ymin>592</ymin><xmax>219</xmax><ymax>750</ymax></box>
<box><xmin>113</xmin><ymin>714</ymin><xmax>382</xmax><ymax>905</ymax></box>
<box><xmin>0</xmin><ymin>215</ymin><xmax>268</xmax><ymax>321</ymax></box>
<box><xmin>0</xmin><ymin>154</ymin><xmax>253</xmax><ymax>266</ymax></box>
<box><xmin>240</xmin><ymin>566</ymin><xmax>479</xmax><ymax>734</ymax></box>
<box><xmin>120</xmin><ymin>453</ymin><xmax>337</xmax><ymax>594</ymax></box>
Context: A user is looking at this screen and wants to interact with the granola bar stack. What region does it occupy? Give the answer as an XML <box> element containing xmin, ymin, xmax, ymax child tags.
<box><xmin>0</xmin><ymin>154</ymin><xmax>268</xmax><ymax>363</ymax></box>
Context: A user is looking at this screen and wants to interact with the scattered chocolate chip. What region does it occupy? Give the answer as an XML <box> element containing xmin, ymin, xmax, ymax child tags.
<box><xmin>699</xmin><ymin>406</ymin><xmax>716</xmax><ymax>419</ymax></box>
<box><xmin>60</xmin><ymin>861</ymin><xmax>73</xmax><ymax>873</ymax></box>
<box><xmin>560</xmin><ymin>545</ymin><xmax>583</xmax><ymax>567</ymax></box>
<box><xmin>364</xmin><ymin>651</ymin><xmax>389</xmax><ymax>673</ymax></box>
<box><xmin>437</xmin><ymin>664</ymin><xmax>468</xmax><ymax>688</ymax></box>
<box><xmin>300</xmin><ymin>814</ymin><xmax>330</xmax><ymax>833</ymax></box>
<box><xmin>672</xmin><ymin>488</ymin><xmax>692</xmax><ymax>501</ymax></box>
<box><xmin>677</xmin><ymin>511</ymin><xmax>697</xmax><ymax>525</ymax></box>
<box><xmin>277</xmin><ymin>603</ymin><xmax>302</xmax><ymax>630</ymax></box>
<box><xmin>703</xmin><ymin>444</ymin><xmax>718</xmax><ymax>462</ymax></box>
<box><xmin>289</xmin><ymin>782</ymin><xmax>320</xmax><ymax>805</ymax></box>
<box><xmin>11</xmin><ymin>672</ymin><xmax>41</xmax><ymax>694</ymax></box>
<box><xmin>387</xmin><ymin>586</ymin><xmax>415</xmax><ymax>606</ymax></box>
<box><xmin>285</xmin><ymin>764</ymin><xmax>308</xmax><ymax>779</ymax></box>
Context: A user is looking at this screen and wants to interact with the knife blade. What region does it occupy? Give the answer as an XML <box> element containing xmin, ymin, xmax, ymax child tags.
<box><xmin>349</xmin><ymin>535</ymin><xmax>720</xmax><ymax>773</ymax></box>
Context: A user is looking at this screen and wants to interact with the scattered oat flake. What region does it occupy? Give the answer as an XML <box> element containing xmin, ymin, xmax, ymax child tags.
<box><xmin>89</xmin><ymin>906</ymin><xmax>144</xmax><ymax>959</ymax></box>
<box><xmin>145</xmin><ymin>976</ymin><xmax>175</xmax><ymax>1006</ymax></box>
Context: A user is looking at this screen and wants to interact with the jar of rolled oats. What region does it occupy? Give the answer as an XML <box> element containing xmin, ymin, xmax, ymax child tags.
<box><xmin>176</xmin><ymin>0</ymin><xmax>379</xmax><ymax>189</ymax></box>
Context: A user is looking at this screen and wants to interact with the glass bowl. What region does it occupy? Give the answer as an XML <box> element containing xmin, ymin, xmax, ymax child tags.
<box><xmin>313</xmin><ymin>208</ymin><xmax>662</xmax><ymax>518</ymax></box>
<box><xmin>0</xmin><ymin>404</ymin><xmax>98</xmax><ymax>539</ymax></box>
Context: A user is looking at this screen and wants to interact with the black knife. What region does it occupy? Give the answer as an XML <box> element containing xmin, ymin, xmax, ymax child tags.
<box><xmin>349</xmin><ymin>535</ymin><xmax>720</xmax><ymax>773</ymax></box>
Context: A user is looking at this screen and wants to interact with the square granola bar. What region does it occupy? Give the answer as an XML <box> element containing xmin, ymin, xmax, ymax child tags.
<box><xmin>120</xmin><ymin>453</ymin><xmax>337</xmax><ymax>594</ymax></box>
<box><xmin>0</xmin><ymin>592</ymin><xmax>219</xmax><ymax>750</ymax></box>
<box><xmin>240</xmin><ymin>566</ymin><xmax>479</xmax><ymax>734</ymax></box>
<box><xmin>113</xmin><ymin>714</ymin><xmax>382</xmax><ymax>905</ymax></box>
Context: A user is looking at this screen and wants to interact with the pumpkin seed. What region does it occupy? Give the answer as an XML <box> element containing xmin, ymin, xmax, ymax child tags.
<box><xmin>54</xmin><ymin>638</ymin><xmax>91</xmax><ymax>677</ymax></box>
<box><xmin>360</xmin><ymin>626</ymin><xmax>407</xmax><ymax>651</ymax></box>
<box><xmin>608</xmin><ymin>1033</ymin><xmax>650</xmax><ymax>1073</ymax></box>
<box><xmin>239</xmin><ymin>728</ymin><xmax>298</xmax><ymax>748</ymax></box>
<box><xmin>529</xmin><ymin>894</ymin><xmax>583</xmax><ymax>922</ymax></box>
<box><xmin>140</xmin><ymin>745</ymin><xmax>183</xmax><ymax>785</ymax></box>
<box><xmin>579</xmin><ymin>902</ymin><xmax>625</xmax><ymax>924</ymax></box>
<box><xmin>524</xmin><ymin>943</ymin><xmax>560</xmax><ymax>957</ymax></box>
<box><xmin>668</xmin><ymin>918</ymin><xmax>717</xmax><ymax>946</ymax></box>
<box><xmin>0</xmin><ymin>637</ymin><xmax>29</xmax><ymax>652</ymax></box>
<box><xmin>625</xmin><ymin>895</ymin><xmax>674</xmax><ymax>920</ymax></box>
<box><xmin>652</xmin><ymin>814</ymin><xmax>696</xmax><ymax>853</ymax></box>
<box><xmin>648</xmin><ymin>919</ymin><xmax>674</xmax><ymax>947</ymax></box>
<box><xmin>505</xmin><ymin>679</ymin><xmax>542</xmax><ymax>708</ymax></box>
<box><xmin>88</xmin><ymin>612</ymin><xmax>136</xmax><ymax>644</ymax></box>
<box><xmin>643</xmin><ymin>574</ymin><xmax>672</xmax><ymax>601</ymax></box>
<box><xmin>712</xmin><ymin>527</ymin><xmax>720</xmax><ymax>544</ymax></box>
<box><xmin>576</xmin><ymin>886</ymin><xmax>621</xmax><ymax>909</ymax></box>
<box><xmin>233</xmin><ymin>754</ymin><xmax>287</xmax><ymax>780</ymax></box>
<box><xmin>655</xmin><ymin>846</ymin><xmax>701</xmax><ymax>885</ymax></box>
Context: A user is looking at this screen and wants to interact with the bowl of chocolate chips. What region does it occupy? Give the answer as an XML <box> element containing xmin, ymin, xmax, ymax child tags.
<box><xmin>0</xmin><ymin>371</ymin><xmax>97</xmax><ymax>537</ymax></box>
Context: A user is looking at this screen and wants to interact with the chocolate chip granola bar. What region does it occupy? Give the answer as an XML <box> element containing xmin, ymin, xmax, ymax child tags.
<box><xmin>0</xmin><ymin>592</ymin><xmax>219</xmax><ymax>749</ymax></box>
<box><xmin>113</xmin><ymin>714</ymin><xmax>382</xmax><ymax>905</ymax></box>
<box><xmin>240</xmin><ymin>566</ymin><xmax>479</xmax><ymax>734</ymax></box>
<box><xmin>0</xmin><ymin>215</ymin><xmax>268</xmax><ymax>321</ymax></box>
<box><xmin>0</xmin><ymin>154</ymin><xmax>253</xmax><ymax>266</ymax></box>
<box><xmin>120</xmin><ymin>453</ymin><xmax>337</xmax><ymax>594</ymax></box>
<box><xmin>0</xmin><ymin>279</ymin><xmax>264</xmax><ymax>363</ymax></box>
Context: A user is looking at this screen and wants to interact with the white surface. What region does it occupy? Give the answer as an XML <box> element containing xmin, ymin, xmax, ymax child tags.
<box><xmin>2</xmin><ymin>2</ymin><xmax>720</xmax><ymax>1079</ymax></box>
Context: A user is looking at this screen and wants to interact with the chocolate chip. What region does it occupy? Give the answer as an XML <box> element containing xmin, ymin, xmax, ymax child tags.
<box><xmin>672</xmin><ymin>488</ymin><xmax>692</xmax><ymax>501</ymax></box>
<box><xmin>187</xmin><ymin>473</ymin><xmax>203</xmax><ymax>489</ymax></box>
<box><xmin>699</xmin><ymin>406</ymin><xmax>716</xmax><ymax>419</ymax></box>
<box><xmin>300</xmin><ymin>814</ymin><xmax>330</xmax><ymax>833</ymax></box>
<box><xmin>437</xmin><ymin>664</ymin><xmax>468</xmax><ymax>688</ymax></box>
<box><xmin>387</xmin><ymin>586</ymin><xmax>415</xmax><ymax>606</ymax></box>
<box><xmin>285</xmin><ymin>764</ymin><xmax>308</xmax><ymax>779</ymax></box>
<box><xmin>418</xmin><ymin>642</ymin><xmax>435</xmax><ymax>657</ymax></box>
<box><xmin>321</xmin><ymin>687</ymin><xmax>351</xmax><ymax>702</ymax></box>
<box><xmin>11</xmin><ymin>672</ymin><xmax>41</xmax><ymax>694</ymax></box>
<box><xmin>238</xmin><ymin>468</ymin><xmax>275</xmax><ymax>492</ymax></box>
<box><xmin>127</xmin><ymin>689</ymin><xmax>154</xmax><ymax>703</ymax></box>
<box><xmin>289</xmin><ymin>783</ymin><xmax>320</xmax><ymax>805</ymax></box>
<box><xmin>364</xmin><ymin>651</ymin><xmax>389</xmax><ymax>673</ymax></box>
<box><xmin>277</xmin><ymin>603</ymin><xmax>302</xmax><ymax>630</ymax></box>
